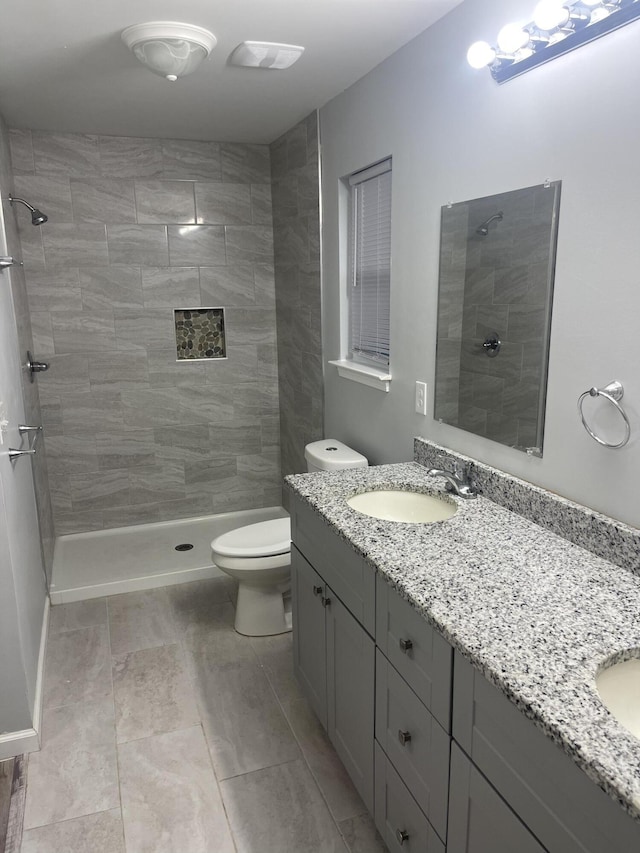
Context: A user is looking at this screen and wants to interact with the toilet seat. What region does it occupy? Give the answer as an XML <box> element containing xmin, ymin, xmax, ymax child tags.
<box><xmin>211</xmin><ymin>517</ymin><xmax>291</xmax><ymax>559</ymax></box>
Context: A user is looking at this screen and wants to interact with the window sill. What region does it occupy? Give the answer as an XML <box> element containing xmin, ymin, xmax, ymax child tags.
<box><xmin>328</xmin><ymin>359</ymin><xmax>392</xmax><ymax>392</ymax></box>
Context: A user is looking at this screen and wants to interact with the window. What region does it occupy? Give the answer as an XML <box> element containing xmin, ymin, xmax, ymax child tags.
<box><xmin>348</xmin><ymin>158</ymin><xmax>392</xmax><ymax>368</ymax></box>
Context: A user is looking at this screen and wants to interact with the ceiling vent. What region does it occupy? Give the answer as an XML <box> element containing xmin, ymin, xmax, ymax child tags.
<box><xmin>229</xmin><ymin>41</ymin><xmax>305</xmax><ymax>70</ymax></box>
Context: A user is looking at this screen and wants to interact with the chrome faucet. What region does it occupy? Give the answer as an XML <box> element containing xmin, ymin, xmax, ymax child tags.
<box><xmin>427</xmin><ymin>464</ymin><xmax>477</xmax><ymax>499</ymax></box>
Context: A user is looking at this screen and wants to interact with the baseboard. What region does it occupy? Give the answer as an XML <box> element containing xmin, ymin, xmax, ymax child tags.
<box><xmin>0</xmin><ymin>598</ymin><xmax>49</xmax><ymax>761</ymax></box>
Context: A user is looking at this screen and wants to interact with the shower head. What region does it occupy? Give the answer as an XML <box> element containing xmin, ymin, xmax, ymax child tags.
<box><xmin>476</xmin><ymin>210</ymin><xmax>503</xmax><ymax>236</ymax></box>
<box><xmin>9</xmin><ymin>194</ymin><xmax>48</xmax><ymax>226</ymax></box>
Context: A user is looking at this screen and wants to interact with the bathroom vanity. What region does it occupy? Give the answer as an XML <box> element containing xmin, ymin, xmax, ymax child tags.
<box><xmin>287</xmin><ymin>451</ymin><xmax>640</xmax><ymax>852</ymax></box>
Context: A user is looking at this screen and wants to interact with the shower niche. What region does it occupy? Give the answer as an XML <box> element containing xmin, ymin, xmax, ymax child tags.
<box><xmin>174</xmin><ymin>307</ymin><xmax>226</xmax><ymax>361</ymax></box>
<box><xmin>434</xmin><ymin>181</ymin><xmax>561</xmax><ymax>456</ymax></box>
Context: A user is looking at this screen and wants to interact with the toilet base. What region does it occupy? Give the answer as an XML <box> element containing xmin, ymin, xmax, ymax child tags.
<box><xmin>234</xmin><ymin>581</ymin><xmax>292</xmax><ymax>637</ymax></box>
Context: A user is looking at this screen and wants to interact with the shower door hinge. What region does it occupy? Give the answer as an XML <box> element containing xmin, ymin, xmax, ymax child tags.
<box><xmin>0</xmin><ymin>256</ymin><xmax>22</xmax><ymax>270</ymax></box>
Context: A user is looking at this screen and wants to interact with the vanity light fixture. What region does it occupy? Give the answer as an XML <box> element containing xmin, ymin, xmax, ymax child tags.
<box><xmin>121</xmin><ymin>22</ymin><xmax>217</xmax><ymax>82</ymax></box>
<box><xmin>467</xmin><ymin>0</ymin><xmax>640</xmax><ymax>83</ymax></box>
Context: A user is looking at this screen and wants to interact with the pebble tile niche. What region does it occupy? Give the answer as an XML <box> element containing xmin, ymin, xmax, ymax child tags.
<box><xmin>174</xmin><ymin>307</ymin><xmax>226</xmax><ymax>361</ymax></box>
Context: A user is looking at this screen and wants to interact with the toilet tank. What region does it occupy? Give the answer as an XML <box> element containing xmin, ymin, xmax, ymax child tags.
<box><xmin>304</xmin><ymin>440</ymin><xmax>368</xmax><ymax>473</ymax></box>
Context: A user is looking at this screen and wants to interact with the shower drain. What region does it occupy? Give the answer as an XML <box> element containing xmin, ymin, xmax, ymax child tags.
<box><xmin>175</xmin><ymin>543</ymin><xmax>194</xmax><ymax>552</ymax></box>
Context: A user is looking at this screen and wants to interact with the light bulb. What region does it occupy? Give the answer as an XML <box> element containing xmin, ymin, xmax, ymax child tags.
<box><xmin>533</xmin><ymin>0</ymin><xmax>570</xmax><ymax>29</ymax></box>
<box><xmin>497</xmin><ymin>23</ymin><xmax>530</xmax><ymax>52</ymax></box>
<box><xmin>466</xmin><ymin>41</ymin><xmax>496</xmax><ymax>69</ymax></box>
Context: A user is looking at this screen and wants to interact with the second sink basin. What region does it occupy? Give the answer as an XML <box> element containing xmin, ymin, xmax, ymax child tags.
<box><xmin>596</xmin><ymin>655</ymin><xmax>640</xmax><ymax>739</ymax></box>
<box><xmin>346</xmin><ymin>489</ymin><xmax>457</xmax><ymax>523</ymax></box>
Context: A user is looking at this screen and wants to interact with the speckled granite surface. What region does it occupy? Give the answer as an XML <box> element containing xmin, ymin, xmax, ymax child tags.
<box><xmin>285</xmin><ymin>461</ymin><xmax>640</xmax><ymax>823</ymax></box>
<box><xmin>414</xmin><ymin>437</ymin><xmax>640</xmax><ymax>574</ymax></box>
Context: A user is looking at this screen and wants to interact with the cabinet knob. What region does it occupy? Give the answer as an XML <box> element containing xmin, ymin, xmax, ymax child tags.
<box><xmin>313</xmin><ymin>585</ymin><xmax>323</xmax><ymax>596</ymax></box>
<box><xmin>395</xmin><ymin>828</ymin><xmax>410</xmax><ymax>845</ymax></box>
<box><xmin>399</xmin><ymin>638</ymin><xmax>413</xmax><ymax>653</ymax></box>
<box><xmin>321</xmin><ymin>596</ymin><xmax>331</xmax><ymax>608</ymax></box>
<box><xmin>398</xmin><ymin>729</ymin><xmax>412</xmax><ymax>746</ymax></box>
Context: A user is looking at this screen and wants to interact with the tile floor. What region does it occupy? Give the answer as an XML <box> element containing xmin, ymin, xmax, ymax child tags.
<box><xmin>20</xmin><ymin>578</ymin><xmax>387</xmax><ymax>853</ymax></box>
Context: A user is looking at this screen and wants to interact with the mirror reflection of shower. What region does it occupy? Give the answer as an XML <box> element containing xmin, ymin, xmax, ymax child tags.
<box><xmin>475</xmin><ymin>210</ymin><xmax>503</xmax><ymax>236</ymax></box>
<box><xmin>8</xmin><ymin>194</ymin><xmax>48</xmax><ymax>225</ymax></box>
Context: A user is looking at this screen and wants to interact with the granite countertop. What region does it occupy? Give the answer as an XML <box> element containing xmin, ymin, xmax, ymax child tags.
<box><xmin>285</xmin><ymin>461</ymin><xmax>640</xmax><ymax>822</ymax></box>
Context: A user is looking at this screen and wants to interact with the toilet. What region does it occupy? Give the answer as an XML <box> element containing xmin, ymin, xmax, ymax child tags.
<box><xmin>211</xmin><ymin>440</ymin><xmax>368</xmax><ymax>636</ymax></box>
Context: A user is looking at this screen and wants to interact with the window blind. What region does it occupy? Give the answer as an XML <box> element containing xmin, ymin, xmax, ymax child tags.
<box><xmin>349</xmin><ymin>158</ymin><xmax>392</xmax><ymax>367</ymax></box>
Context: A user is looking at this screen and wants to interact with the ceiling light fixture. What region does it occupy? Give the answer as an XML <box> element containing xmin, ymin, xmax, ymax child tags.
<box><xmin>467</xmin><ymin>0</ymin><xmax>640</xmax><ymax>83</ymax></box>
<box><xmin>229</xmin><ymin>41</ymin><xmax>305</xmax><ymax>70</ymax></box>
<box><xmin>121</xmin><ymin>22</ymin><xmax>217</xmax><ymax>82</ymax></box>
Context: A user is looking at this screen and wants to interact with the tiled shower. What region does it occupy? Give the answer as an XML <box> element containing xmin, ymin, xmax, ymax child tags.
<box><xmin>8</xmin><ymin>115</ymin><xmax>321</xmax><ymax>542</ymax></box>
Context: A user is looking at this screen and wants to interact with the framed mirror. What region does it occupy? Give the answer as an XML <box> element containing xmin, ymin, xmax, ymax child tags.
<box><xmin>434</xmin><ymin>181</ymin><xmax>561</xmax><ymax>456</ymax></box>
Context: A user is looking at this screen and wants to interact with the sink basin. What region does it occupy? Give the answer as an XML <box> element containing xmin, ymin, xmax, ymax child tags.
<box><xmin>596</xmin><ymin>656</ymin><xmax>640</xmax><ymax>739</ymax></box>
<box><xmin>346</xmin><ymin>490</ymin><xmax>457</xmax><ymax>523</ymax></box>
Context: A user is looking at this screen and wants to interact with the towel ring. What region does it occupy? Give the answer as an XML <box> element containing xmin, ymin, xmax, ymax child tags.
<box><xmin>577</xmin><ymin>381</ymin><xmax>631</xmax><ymax>449</ymax></box>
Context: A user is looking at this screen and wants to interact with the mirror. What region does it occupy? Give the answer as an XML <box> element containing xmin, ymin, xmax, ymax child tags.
<box><xmin>434</xmin><ymin>181</ymin><xmax>561</xmax><ymax>456</ymax></box>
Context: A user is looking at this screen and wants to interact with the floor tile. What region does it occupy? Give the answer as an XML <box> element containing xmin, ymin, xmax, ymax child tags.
<box><xmin>338</xmin><ymin>813</ymin><xmax>387</xmax><ymax>853</ymax></box>
<box><xmin>118</xmin><ymin>727</ymin><xmax>234</xmax><ymax>853</ymax></box>
<box><xmin>286</xmin><ymin>698</ymin><xmax>366</xmax><ymax>823</ymax></box>
<box><xmin>113</xmin><ymin>644</ymin><xmax>199</xmax><ymax>743</ymax></box>
<box><xmin>23</xmin><ymin>700</ymin><xmax>118</xmax><ymax>830</ymax></box>
<box><xmin>107</xmin><ymin>588</ymin><xmax>176</xmax><ymax>655</ymax></box>
<box><xmin>21</xmin><ymin>808</ymin><xmax>125</xmax><ymax>853</ymax></box>
<box><xmin>43</xmin><ymin>625</ymin><xmax>111</xmax><ymax>709</ymax></box>
<box><xmin>166</xmin><ymin>577</ymin><xmax>231</xmax><ymax>633</ymax></box>
<box><xmin>181</xmin><ymin>603</ymin><xmax>256</xmax><ymax>672</ymax></box>
<box><xmin>48</xmin><ymin>599</ymin><xmax>107</xmax><ymax>635</ymax></box>
<box><xmin>221</xmin><ymin>759</ymin><xmax>347</xmax><ymax>853</ymax></box>
<box><xmin>250</xmin><ymin>632</ymin><xmax>300</xmax><ymax>711</ymax></box>
<box><xmin>192</xmin><ymin>654</ymin><xmax>300</xmax><ymax>779</ymax></box>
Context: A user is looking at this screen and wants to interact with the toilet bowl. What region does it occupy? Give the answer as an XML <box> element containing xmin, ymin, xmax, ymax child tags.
<box><xmin>210</xmin><ymin>440</ymin><xmax>368</xmax><ymax>637</ymax></box>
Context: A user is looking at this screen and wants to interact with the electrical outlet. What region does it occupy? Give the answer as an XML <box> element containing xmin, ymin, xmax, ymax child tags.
<box><xmin>415</xmin><ymin>381</ymin><xmax>427</xmax><ymax>416</ymax></box>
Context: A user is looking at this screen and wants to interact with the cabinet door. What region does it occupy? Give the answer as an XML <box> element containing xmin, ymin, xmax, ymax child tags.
<box><xmin>326</xmin><ymin>590</ymin><xmax>375</xmax><ymax>812</ymax></box>
<box><xmin>448</xmin><ymin>744</ymin><xmax>546</xmax><ymax>853</ymax></box>
<box><xmin>291</xmin><ymin>545</ymin><xmax>327</xmax><ymax>728</ymax></box>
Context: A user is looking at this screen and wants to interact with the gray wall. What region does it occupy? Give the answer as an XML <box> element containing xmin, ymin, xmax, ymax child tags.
<box><xmin>320</xmin><ymin>0</ymin><xmax>640</xmax><ymax>527</ymax></box>
<box><xmin>270</xmin><ymin>112</ymin><xmax>323</xmax><ymax>481</ymax></box>
<box><xmin>10</xmin><ymin>130</ymin><xmax>281</xmax><ymax>534</ymax></box>
<box><xmin>1</xmin><ymin>117</ymin><xmax>55</xmax><ymax>583</ymax></box>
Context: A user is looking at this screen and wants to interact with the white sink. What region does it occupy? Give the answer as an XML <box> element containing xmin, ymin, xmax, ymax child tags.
<box><xmin>346</xmin><ymin>490</ymin><xmax>457</xmax><ymax>523</ymax></box>
<box><xmin>596</xmin><ymin>656</ymin><xmax>640</xmax><ymax>739</ymax></box>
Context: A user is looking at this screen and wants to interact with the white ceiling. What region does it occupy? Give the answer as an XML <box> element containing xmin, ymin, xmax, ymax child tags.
<box><xmin>0</xmin><ymin>0</ymin><xmax>462</xmax><ymax>144</ymax></box>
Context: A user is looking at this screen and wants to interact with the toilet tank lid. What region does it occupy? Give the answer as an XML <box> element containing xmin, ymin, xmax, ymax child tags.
<box><xmin>211</xmin><ymin>517</ymin><xmax>291</xmax><ymax>558</ymax></box>
<box><xmin>304</xmin><ymin>439</ymin><xmax>368</xmax><ymax>471</ymax></box>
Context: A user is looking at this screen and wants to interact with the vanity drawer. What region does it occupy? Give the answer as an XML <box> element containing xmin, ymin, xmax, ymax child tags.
<box><xmin>376</xmin><ymin>575</ymin><xmax>453</xmax><ymax>732</ymax></box>
<box><xmin>375</xmin><ymin>651</ymin><xmax>450</xmax><ymax>841</ymax></box>
<box><xmin>453</xmin><ymin>652</ymin><xmax>640</xmax><ymax>853</ymax></box>
<box><xmin>291</xmin><ymin>495</ymin><xmax>375</xmax><ymax>635</ymax></box>
<box><xmin>374</xmin><ymin>742</ymin><xmax>445</xmax><ymax>853</ymax></box>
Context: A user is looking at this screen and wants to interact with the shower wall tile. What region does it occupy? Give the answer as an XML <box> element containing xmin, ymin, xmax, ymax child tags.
<box><xmin>167</xmin><ymin>224</ymin><xmax>226</xmax><ymax>266</ymax></box>
<box><xmin>107</xmin><ymin>223</ymin><xmax>168</xmax><ymax>265</ymax></box>
<box><xmin>142</xmin><ymin>266</ymin><xmax>200</xmax><ymax>307</ymax></box>
<box><xmin>32</xmin><ymin>131</ymin><xmax>100</xmax><ymax>177</ymax></box>
<box><xmin>225</xmin><ymin>226</ymin><xmax>274</xmax><ymax>264</ymax></box>
<box><xmin>70</xmin><ymin>178</ymin><xmax>137</xmax><ymax>223</ymax></box>
<box><xmin>221</xmin><ymin>143</ymin><xmax>271</xmax><ymax>184</ymax></box>
<box><xmin>43</xmin><ymin>223</ymin><xmax>109</xmax><ymax>266</ymax></box>
<box><xmin>79</xmin><ymin>265</ymin><xmax>144</xmax><ymax>311</ymax></box>
<box><xmin>9</xmin><ymin>128</ymin><xmax>35</xmax><ymax>174</ymax></box>
<box><xmin>18</xmin><ymin>129</ymin><xmax>280</xmax><ymax>534</ymax></box>
<box><xmin>98</xmin><ymin>136</ymin><xmax>162</xmax><ymax>178</ymax></box>
<box><xmin>195</xmin><ymin>183</ymin><xmax>251</xmax><ymax>225</ymax></box>
<box><xmin>13</xmin><ymin>175</ymin><xmax>74</xmax><ymax>222</ymax></box>
<box><xmin>161</xmin><ymin>139</ymin><xmax>221</xmax><ymax>181</ymax></box>
<box><xmin>26</xmin><ymin>267</ymin><xmax>82</xmax><ymax>312</ymax></box>
<box><xmin>135</xmin><ymin>180</ymin><xmax>196</xmax><ymax>224</ymax></box>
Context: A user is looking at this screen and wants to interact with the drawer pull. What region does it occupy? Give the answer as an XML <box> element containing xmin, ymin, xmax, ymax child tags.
<box><xmin>395</xmin><ymin>828</ymin><xmax>410</xmax><ymax>845</ymax></box>
<box><xmin>321</xmin><ymin>596</ymin><xmax>331</xmax><ymax>608</ymax></box>
<box><xmin>313</xmin><ymin>585</ymin><xmax>323</xmax><ymax>596</ymax></box>
<box><xmin>399</xmin><ymin>638</ymin><xmax>413</xmax><ymax>653</ymax></box>
<box><xmin>398</xmin><ymin>729</ymin><xmax>412</xmax><ymax>746</ymax></box>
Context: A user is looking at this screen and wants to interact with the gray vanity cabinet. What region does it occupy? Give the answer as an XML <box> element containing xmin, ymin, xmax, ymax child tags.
<box><xmin>291</xmin><ymin>539</ymin><xmax>375</xmax><ymax>812</ymax></box>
